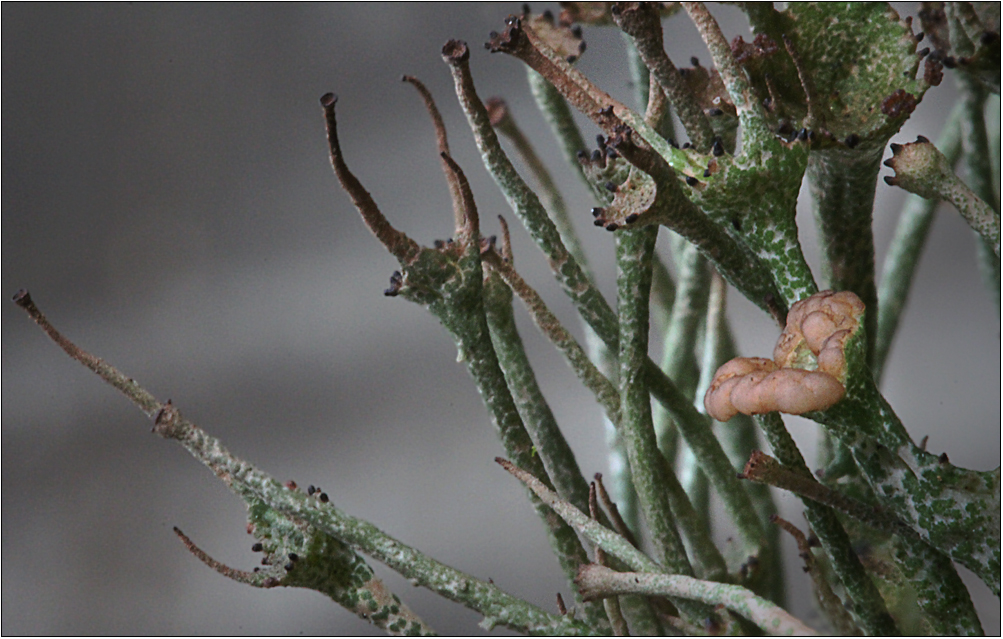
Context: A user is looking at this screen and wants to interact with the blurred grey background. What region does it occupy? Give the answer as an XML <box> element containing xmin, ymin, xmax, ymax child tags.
<box><xmin>3</xmin><ymin>3</ymin><xmax>999</xmax><ymax>635</ymax></box>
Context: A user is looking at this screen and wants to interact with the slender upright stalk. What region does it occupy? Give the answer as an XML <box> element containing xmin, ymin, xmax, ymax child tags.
<box><xmin>616</xmin><ymin>226</ymin><xmax>709</xmax><ymax>623</ymax></box>
<box><xmin>753</xmin><ymin>413</ymin><xmax>899</xmax><ymax>636</ymax></box>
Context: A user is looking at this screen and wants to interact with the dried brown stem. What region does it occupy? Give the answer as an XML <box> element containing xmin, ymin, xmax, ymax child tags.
<box><xmin>588</xmin><ymin>482</ymin><xmax>610</xmax><ymax>567</ymax></box>
<box><xmin>173</xmin><ymin>527</ymin><xmax>275</xmax><ymax>587</ymax></box>
<box><xmin>496</xmin><ymin>215</ymin><xmax>513</xmax><ymax>263</ymax></box>
<box><xmin>439</xmin><ymin>152</ymin><xmax>480</xmax><ymax>247</ymax></box>
<box><xmin>770</xmin><ymin>517</ymin><xmax>860</xmax><ymax>635</ymax></box>
<box><xmin>13</xmin><ymin>289</ymin><xmax>161</xmax><ymax>416</ymax></box>
<box><xmin>320</xmin><ymin>93</ymin><xmax>421</xmax><ymax>263</ymax></box>
<box><xmin>743</xmin><ymin>451</ymin><xmax>919</xmax><ymax>542</ymax></box>
<box><xmin>594</xmin><ymin>472</ymin><xmax>640</xmax><ymax>549</ymax></box>
<box><xmin>485</xmin><ymin>21</ymin><xmax>629</xmax><ymax>138</ymax></box>
<box><xmin>402</xmin><ymin>75</ymin><xmax>465</xmax><ymax>232</ymax></box>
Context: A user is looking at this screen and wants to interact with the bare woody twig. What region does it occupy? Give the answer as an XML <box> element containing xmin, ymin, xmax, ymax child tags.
<box><xmin>574</xmin><ymin>563</ymin><xmax>818</xmax><ymax>636</ymax></box>
<box><xmin>769</xmin><ymin>517</ymin><xmax>861</xmax><ymax>636</ymax></box>
<box><xmin>402</xmin><ymin>75</ymin><xmax>466</xmax><ymax>232</ymax></box>
<box><xmin>320</xmin><ymin>93</ymin><xmax>421</xmax><ymax>264</ymax></box>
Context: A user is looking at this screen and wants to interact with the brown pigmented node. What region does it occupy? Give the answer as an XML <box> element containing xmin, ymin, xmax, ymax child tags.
<box><xmin>705</xmin><ymin>290</ymin><xmax>864</xmax><ymax>421</ymax></box>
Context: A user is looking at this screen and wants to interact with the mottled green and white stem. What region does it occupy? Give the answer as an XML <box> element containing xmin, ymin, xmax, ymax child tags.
<box><xmin>575</xmin><ymin>564</ymin><xmax>817</xmax><ymax>637</ymax></box>
<box><xmin>524</xmin><ymin>46</ymin><xmax>646</xmax><ymax>540</ymax></box>
<box><xmin>615</xmin><ymin>227</ymin><xmax>711</xmax><ymax>623</ymax></box>
<box><xmin>488</xmin><ymin>97</ymin><xmax>591</xmax><ymax>271</ymax></box>
<box><xmin>12</xmin><ymin>291</ymin><xmax>452</xmax><ymax>637</ymax></box>
<box><xmin>642</xmin><ymin>353</ymin><xmax>765</xmax><ymax>564</ymax></box>
<box><xmin>807</xmin><ymin>144</ymin><xmax>882</xmax><ymax>364</ymax></box>
<box><xmin>323</xmin><ymin>92</ymin><xmax>605</xmax><ymax>622</ymax></box>
<box><xmin>488</xmin><ymin>240</ymin><xmax>726</xmax><ymax>581</ymax></box>
<box><xmin>526</xmin><ymin>68</ymin><xmax>603</xmax><ymax>200</ymax></box>
<box><xmin>164</xmin><ymin>422</ymin><xmax>597</xmax><ymax>636</ymax></box>
<box><xmin>614</xmin><ymin>2</ymin><xmax>714</xmax><ymax>151</ymax></box>
<box><xmin>700</xmin><ymin>273</ymin><xmax>784</xmax><ymax>604</ymax></box>
<box><xmin>753</xmin><ymin>413</ymin><xmax>899</xmax><ymax>636</ymax></box>
<box><xmin>445</xmin><ymin>41</ymin><xmax>619</xmax><ymax>347</ymax></box>
<box><xmin>652</xmin><ymin>243</ymin><xmax>708</xmax><ymax>464</ymax></box>
<box><xmin>483</xmin><ymin>250</ymin><xmax>620</xmax><ymax>421</ymax></box>
<box><xmin>482</xmin><ymin>249</ymin><xmax>592</xmax><ymax>516</ymax></box>
<box><xmin>959</xmin><ymin>77</ymin><xmax>1003</xmax><ymax>315</ymax></box>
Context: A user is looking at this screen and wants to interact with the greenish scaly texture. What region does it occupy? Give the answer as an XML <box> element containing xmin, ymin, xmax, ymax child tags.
<box><xmin>691</xmin><ymin>137</ymin><xmax>816</xmax><ymax>308</ymax></box>
<box><xmin>807</xmin><ymin>147</ymin><xmax>882</xmax><ymax>361</ymax></box>
<box><xmin>752</xmin><ymin>4</ymin><xmax>927</xmax><ymax>141</ymax></box>
<box><xmin>753</xmin><ymin>414</ymin><xmax>899</xmax><ymax>636</ymax></box>
<box><xmin>793</xmin><ymin>3</ymin><xmax>927</xmax><ymax>361</ymax></box>
<box><xmin>615</xmin><ymin>226</ymin><xmax>710</xmax><ymax>624</ymax></box>
<box><xmin>699</xmin><ymin>285</ymin><xmax>784</xmax><ymax>606</ymax></box>
<box><xmin>158</xmin><ymin>416</ymin><xmax>599</xmax><ymax>636</ymax></box>
<box><xmin>480</xmin><ymin>269</ymin><xmax>611</xmax><ymax>630</ymax></box>
<box><xmin>396</xmin><ymin>241</ymin><xmax>603</xmax><ymax>625</ymax></box>
<box><xmin>246</xmin><ymin>500</ymin><xmax>435</xmax><ymax>636</ymax></box>
<box><xmin>482</xmin><ymin>269</ymin><xmax>591</xmax><ymax>514</ymax></box>
<box><xmin>448</xmin><ymin>57</ymin><xmax>618</xmax><ymax>348</ymax></box>
<box><xmin>809</xmin><ymin>324</ymin><xmax>1000</xmax><ymax>598</ymax></box>
<box><xmin>874</xmin><ymin>104</ymin><xmax>964</xmax><ymax>380</ymax></box>
<box><xmin>742</xmin><ymin>4</ymin><xmax>930</xmax><ymax>321</ymax></box>
<box><xmin>652</xmin><ymin>243</ymin><xmax>708</xmax><ymax>462</ymax></box>
<box><xmin>526</xmin><ymin>68</ymin><xmax>603</xmax><ymax>203</ymax></box>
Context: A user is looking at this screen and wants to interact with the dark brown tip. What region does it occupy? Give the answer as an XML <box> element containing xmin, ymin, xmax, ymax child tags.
<box><xmin>319</xmin><ymin>92</ymin><xmax>337</xmax><ymax>108</ymax></box>
<box><xmin>12</xmin><ymin>288</ymin><xmax>31</xmax><ymax>307</ymax></box>
<box><xmin>442</xmin><ymin>39</ymin><xmax>470</xmax><ymax>63</ymax></box>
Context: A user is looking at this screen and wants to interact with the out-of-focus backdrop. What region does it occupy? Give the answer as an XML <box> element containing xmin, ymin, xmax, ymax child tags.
<box><xmin>3</xmin><ymin>4</ymin><xmax>999</xmax><ymax>635</ymax></box>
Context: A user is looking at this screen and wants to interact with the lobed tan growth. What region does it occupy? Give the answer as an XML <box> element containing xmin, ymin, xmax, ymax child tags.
<box><xmin>705</xmin><ymin>290</ymin><xmax>865</xmax><ymax>421</ymax></box>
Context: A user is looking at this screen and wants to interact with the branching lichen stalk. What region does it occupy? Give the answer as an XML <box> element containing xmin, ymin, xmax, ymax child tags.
<box><xmin>875</xmin><ymin>103</ymin><xmax>964</xmax><ymax>380</ymax></box>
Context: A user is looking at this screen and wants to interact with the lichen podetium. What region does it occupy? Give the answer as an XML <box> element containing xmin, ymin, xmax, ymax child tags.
<box><xmin>15</xmin><ymin>3</ymin><xmax>1000</xmax><ymax>635</ymax></box>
